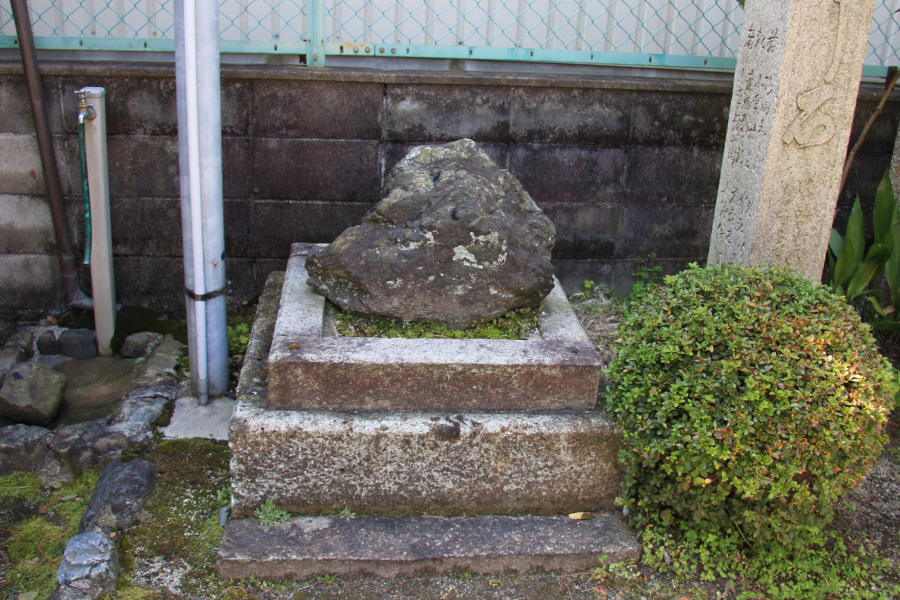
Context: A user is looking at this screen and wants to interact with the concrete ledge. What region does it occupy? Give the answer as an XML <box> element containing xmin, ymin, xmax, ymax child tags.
<box><xmin>267</xmin><ymin>244</ymin><xmax>602</xmax><ymax>411</ymax></box>
<box><xmin>229</xmin><ymin>403</ymin><xmax>623</xmax><ymax>518</ymax></box>
<box><xmin>235</xmin><ymin>270</ymin><xmax>284</xmax><ymax>405</ymax></box>
<box><xmin>0</xmin><ymin>60</ymin><xmax>737</xmax><ymax>93</ymax></box>
<box><xmin>217</xmin><ymin>513</ymin><xmax>638</xmax><ymax>579</ymax></box>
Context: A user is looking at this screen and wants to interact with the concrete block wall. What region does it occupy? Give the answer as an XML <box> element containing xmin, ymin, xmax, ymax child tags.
<box><xmin>0</xmin><ymin>61</ymin><xmax>896</xmax><ymax>314</ymax></box>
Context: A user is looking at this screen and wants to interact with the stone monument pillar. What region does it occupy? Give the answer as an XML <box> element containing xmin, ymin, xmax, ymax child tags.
<box><xmin>708</xmin><ymin>0</ymin><xmax>876</xmax><ymax>280</ymax></box>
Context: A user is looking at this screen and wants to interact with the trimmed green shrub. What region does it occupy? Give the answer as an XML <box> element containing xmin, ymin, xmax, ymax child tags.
<box><xmin>607</xmin><ymin>264</ymin><xmax>894</xmax><ymax>589</ymax></box>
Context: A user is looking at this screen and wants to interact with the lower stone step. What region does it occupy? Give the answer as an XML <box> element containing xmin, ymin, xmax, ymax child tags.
<box><xmin>216</xmin><ymin>513</ymin><xmax>638</xmax><ymax>579</ymax></box>
<box><xmin>229</xmin><ymin>402</ymin><xmax>623</xmax><ymax>518</ymax></box>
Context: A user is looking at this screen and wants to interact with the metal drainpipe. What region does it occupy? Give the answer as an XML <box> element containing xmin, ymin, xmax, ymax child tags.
<box><xmin>10</xmin><ymin>0</ymin><xmax>91</xmax><ymax>310</ymax></box>
<box><xmin>175</xmin><ymin>0</ymin><xmax>229</xmax><ymax>404</ymax></box>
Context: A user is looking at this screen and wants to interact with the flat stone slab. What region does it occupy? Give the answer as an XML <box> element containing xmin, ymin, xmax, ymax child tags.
<box><xmin>217</xmin><ymin>513</ymin><xmax>638</xmax><ymax>579</ymax></box>
<box><xmin>268</xmin><ymin>243</ymin><xmax>601</xmax><ymax>411</ymax></box>
<box><xmin>160</xmin><ymin>396</ymin><xmax>235</xmax><ymax>441</ymax></box>
<box><xmin>230</xmin><ymin>402</ymin><xmax>622</xmax><ymax>518</ymax></box>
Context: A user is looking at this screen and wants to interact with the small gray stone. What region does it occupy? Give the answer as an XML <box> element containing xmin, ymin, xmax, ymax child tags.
<box><xmin>134</xmin><ymin>335</ymin><xmax>184</xmax><ymax>387</ymax></box>
<box><xmin>125</xmin><ymin>385</ymin><xmax>178</xmax><ymax>402</ymax></box>
<box><xmin>0</xmin><ymin>347</ymin><xmax>26</xmax><ymax>383</ymax></box>
<box><xmin>119</xmin><ymin>332</ymin><xmax>161</xmax><ymax>359</ymax></box>
<box><xmin>0</xmin><ymin>321</ymin><xmax>17</xmax><ymax>344</ymax></box>
<box><xmin>3</xmin><ymin>331</ymin><xmax>34</xmax><ymax>359</ymax></box>
<box><xmin>105</xmin><ymin>421</ymin><xmax>153</xmax><ymax>445</ymax></box>
<box><xmin>0</xmin><ymin>423</ymin><xmax>52</xmax><ymax>475</ymax></box>
<box><xmin>56</xmin><ymin>531</ymin><xmax>120</xmax><ymax>597</ymax></box>
<box><xmin>115</xmin><ymin>396</ymin><xmax>168</xmax><ymax>425</ymax></box>
<box><xmin>38</xmin><ymin>330</ymin><xmax>60</xmax><ymax>355</ymax></box>
<box><xmin>49</xmin><ymin>420</ymin><xmax>129</xmax><ymax>470</ymax></box>
<box><xmin>0</xmin><ymin>363</ymin><xmax>66</xmax><ymax>425</ymax></box>
<box><xmin>36</xmin><ymin>452</ymin><xmax>74</xmax><ymax>487</ymax></box>
<box><xmin>81</xmin><ymin>459</ymin><xmax>156</xmax><ymax>533</ymax></box>
<box><xmin>0</xmin><ymin>424</ymin><xmax>72</xmax><ymax>485</ymax></box>
<box><xmin>306</xmin><ymin>138</ymin><xmax>556</xmax><ymax>329</ymax></box>
<box><xmin>47</xmin><ymin>586</ymin><xmax>92</xmax><ymax>600</ymax></box>
<box><xmin>59</xmin><ymin>329</ymin><xmax>98</xmax><ymax>359</ymax></box>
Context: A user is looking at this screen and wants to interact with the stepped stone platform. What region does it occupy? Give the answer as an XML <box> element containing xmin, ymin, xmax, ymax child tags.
<box><xmin>267</xmin><ymin>244</ymin><xmax>602</xmax><ymax>411</ymax></box>
<box><xmin>219</xmin><ymin>244</ymin><xmax>635</xmax><ymax>577</ymax></box>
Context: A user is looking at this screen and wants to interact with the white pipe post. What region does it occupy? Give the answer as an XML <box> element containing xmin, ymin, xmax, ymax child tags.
<box><xmin>175</xmin><ymin>0</ymin><xmax>228</xmax><ymax>404</ymax></box>
<box><xmin>197</xmin><ymin>0</ymin><xmax>229</xmax><ymax>398</ymax></box>
<box><xmin>174</xmin><ymin>0</ymin><xmax>198</xmax><ymax>403</ymax></box>
<box><xmin>79</xmin><ymin>87</ymin><xmax>116</xmax><ymax>356</ymax></box>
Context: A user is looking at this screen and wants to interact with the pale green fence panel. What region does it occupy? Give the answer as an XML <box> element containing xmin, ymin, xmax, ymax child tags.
<box><xmin>0</xmin><ymin>0</ymin><xmax>898</xmax><ymax>74</ymax></box>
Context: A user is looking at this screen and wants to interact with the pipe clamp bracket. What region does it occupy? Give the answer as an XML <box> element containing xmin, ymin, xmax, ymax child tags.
<box><xmin>185</xmin><ymin>286</ymin><xmax>227</xmax><ymax>302</ymax></box>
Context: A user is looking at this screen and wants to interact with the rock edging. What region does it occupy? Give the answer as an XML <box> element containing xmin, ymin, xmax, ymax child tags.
<box><xmin>0</xmin><ymin>330</ymin><xmax>183</xmax><ymax>599</ymax></box>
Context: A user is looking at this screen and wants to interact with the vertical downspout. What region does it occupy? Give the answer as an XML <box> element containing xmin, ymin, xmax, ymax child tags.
<box><xmin>196</xmin><ymin>0</ymin><xmax>229</xmax><ymax>399</ymax></box>
<box><xmin>175</xmin><ymin>0</ymin><xmax>228</xmax><ymax>404</ymax></box>
<box><xmin>10</xmin><ymin>0</ymin><xmax>91</xmax><ymax>310</ymax></box>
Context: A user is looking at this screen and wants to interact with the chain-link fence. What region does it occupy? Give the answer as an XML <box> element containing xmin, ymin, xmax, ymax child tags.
<box><xmin>1</xmin><ymin>0</ymin><xmax>899</xmax><ymax>72</ymax></box>
<box><xmin>326</xmin><ymin>0</ymin><xmax>741</xmax><ymax>56</ymax></box>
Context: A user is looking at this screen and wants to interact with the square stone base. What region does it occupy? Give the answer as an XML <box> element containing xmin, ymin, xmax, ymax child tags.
<box><xmin>267</xmin><ymin>243</ymin><xmax>602</xmax><ymax>411</ymax></box>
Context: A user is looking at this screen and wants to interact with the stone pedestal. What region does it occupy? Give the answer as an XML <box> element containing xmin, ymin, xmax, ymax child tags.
<box><xmin>708</xmin><ymin>0</ymin><xmax>876</xmax><ymax>280</ymax></box>
<box><xmin>218</xmin><ymin>246</ymin><xmax>636</xmax><ymax>578</ymax></box>
<box><xmin>230</xmin><ymin>244</ymin><xmax>616</xmax><ymax>517</ymax></box>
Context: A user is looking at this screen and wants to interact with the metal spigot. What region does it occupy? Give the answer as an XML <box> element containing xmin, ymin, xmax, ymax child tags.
<box><xmin>76</xmin><ymin>89</ymin><xmax>96</xmax><ymax>123</ymax></box>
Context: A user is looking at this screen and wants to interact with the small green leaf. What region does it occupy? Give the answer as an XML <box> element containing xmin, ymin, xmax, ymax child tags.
<box><xmin>866</xmin><ymin>295</ymin><xmax>887</xmax><ymax>317</ymax></box>
<box><xmin>873</xmin><ymin>170</ymin><xmax>896</xmax><ymax>244</ymax></box>
<box><xmin>864</xmin><ymin>239</ymin><xmax>893</xmax><ymax>265</ymax></box>
<box><xmin>846</xmin><ymin>259</ymin><xmax>878</xmax><ymax>299</ymax></box>
<box><xmin>828</xmin><ymin>228</ymin><xmax>844</xmax><ymax>259</ymax></box>
<box><xmin>886</xmin><ymin>222</ymin><xmax>900</xmax><ymax>309</ymax></box>
<box><xmin>846</xmin><ymin>197</ymin><xmax>866</xmax><ymax>267</ymax></box>
<box><xmin>832</xmin><ymin>237</ymin><xmax>857</xmax><ymax>290</ymax></box>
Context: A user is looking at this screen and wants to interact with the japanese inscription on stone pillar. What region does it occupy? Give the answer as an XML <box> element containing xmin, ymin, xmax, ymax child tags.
<box><xmin>708</xmin><ymin>0</ymin><xmax>875</xmax><ymax>280</ymax></box>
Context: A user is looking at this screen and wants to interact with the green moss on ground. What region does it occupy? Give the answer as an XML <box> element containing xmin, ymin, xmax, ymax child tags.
<box><xmin>0</xmin><ymin>470</ymin><xmax>98</xmax><ymax>598</ymax></box>
<box><xmin>117</xmin><ymin>438</ymin><xmax>231</xmax><ymax>598</ymax></box>
<box><xmin>331</xmin><ymin>303</ymin><xmax>542</xmax><ymax>340</ymax></box>
<box><xmin>0</xmin><ymin>472</ymin><xmax>43</xmax><ymax>499</ymax></box>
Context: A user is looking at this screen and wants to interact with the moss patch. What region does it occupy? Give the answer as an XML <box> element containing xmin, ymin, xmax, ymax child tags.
<box><xmin>331</xmin><ymin>302</ymin><xmax>542</xmax><ymax>340</ymax></box>
<box><xmin>121</xmin><ymin>438</ymin><xmax>230</xmax><ymax>598</ymax></box>
<box><xmin>0</xmin><ymin>472</ymin><xmax>43</xmax><ymax>499</ymax></box>
<box><xmin>1</xmin><ymin>470</ymin><xmax>98</xmax><ymax>598</ymax></box>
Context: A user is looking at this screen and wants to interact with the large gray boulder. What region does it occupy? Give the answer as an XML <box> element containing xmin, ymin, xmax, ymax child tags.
<box><xmin>0</xmin><ymin>362</ymin><xmax>66</xmax><ymax>425</ymax></box>
<box><xmin>306</xmin><ymin>139</ymin><xmax>556</xmax><ymax>329</ymax></box>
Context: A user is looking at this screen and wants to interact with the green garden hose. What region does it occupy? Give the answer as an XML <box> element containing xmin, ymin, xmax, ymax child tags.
<box><xmin>77</xmin><ymin>118</ymin><xmax>91</xmax><ymax>265</ymax></box>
